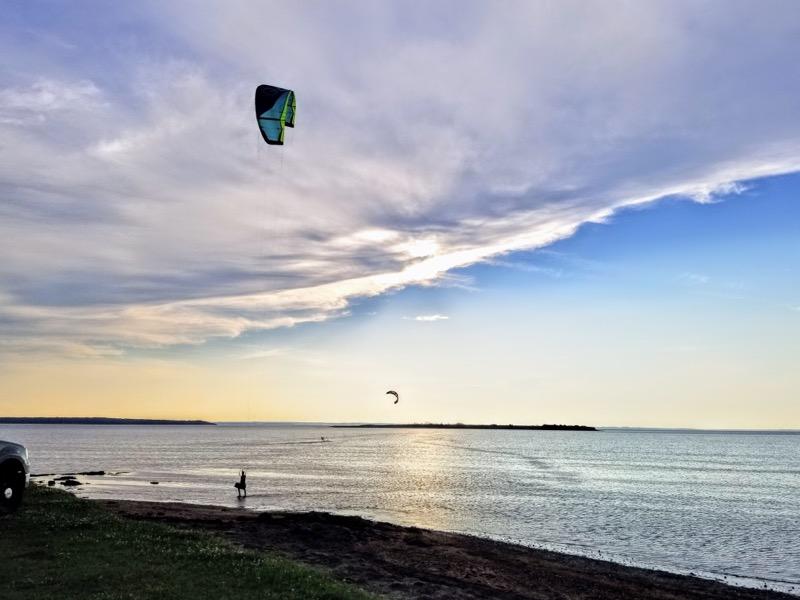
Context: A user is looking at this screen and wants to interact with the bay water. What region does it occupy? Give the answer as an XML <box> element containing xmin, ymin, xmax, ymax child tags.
<box><xmin>3</xmin><ymin>424</ymin><xmax>798</xmax><ymax>594</ymax></box>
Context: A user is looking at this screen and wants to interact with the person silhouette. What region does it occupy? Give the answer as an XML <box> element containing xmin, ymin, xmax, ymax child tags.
<box><xmin>234</xmin><ymin>470</ymin><xmax>247</xmax><ymax>498</ymax></box>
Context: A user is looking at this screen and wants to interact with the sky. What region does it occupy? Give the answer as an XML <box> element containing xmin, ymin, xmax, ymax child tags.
<box><xmin>0</xmin><ymin>1</ymin><xmax>798</xmax><ymax>427</ymax></box>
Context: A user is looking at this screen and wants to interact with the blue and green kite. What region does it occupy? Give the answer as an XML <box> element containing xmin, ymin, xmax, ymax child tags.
<box><xmin>255</xmin><ymin>84</ymin><xmax>296</xmax><ymax>146</ymax></box>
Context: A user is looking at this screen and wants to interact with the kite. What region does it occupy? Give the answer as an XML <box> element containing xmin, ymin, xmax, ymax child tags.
<box><xmin>386</xmin><ymin>390</ymin><xmax>399</xmax><ymax>405</ymax></box>
<box><xmin>255</xmin><ymin>84</ymin><xmax>296</xmax><ymax>145</ymax></box>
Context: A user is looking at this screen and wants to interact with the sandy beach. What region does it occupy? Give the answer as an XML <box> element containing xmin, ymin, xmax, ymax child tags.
<box><xmin>99</xmin><ymin>498</ymin><xmax>795</xmax><ymax>600</ymax></box>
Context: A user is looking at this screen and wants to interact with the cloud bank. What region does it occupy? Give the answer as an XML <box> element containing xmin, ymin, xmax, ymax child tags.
<box><xmin>2</xmin><ymin>1</ymin><xmax>800</xmax><ymax>356</ymax></box>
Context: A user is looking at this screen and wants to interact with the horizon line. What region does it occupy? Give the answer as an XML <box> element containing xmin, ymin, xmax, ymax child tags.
<box><xmin>2</xmin><ymin>417</ymin><xmax>799</xmax><ymax>432</ymax></box>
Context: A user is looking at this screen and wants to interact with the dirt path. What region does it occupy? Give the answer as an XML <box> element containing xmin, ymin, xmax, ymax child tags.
<box><xmin>99</xmin><ymin>499</ymin><xmax>795</xmax><ymax>600</ymax></box>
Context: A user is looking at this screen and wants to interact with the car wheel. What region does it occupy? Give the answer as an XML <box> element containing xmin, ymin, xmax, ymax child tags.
<box><xmin>0</xmin><ymin>465</ymin><xmax>25</xmax><ymax>514</ymax></box>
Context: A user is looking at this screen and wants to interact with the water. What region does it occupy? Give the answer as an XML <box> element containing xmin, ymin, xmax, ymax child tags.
<box><xmin>3</xmin><ymin>424</ymin><xmax>799</xmax><ymax>594</ymax></box>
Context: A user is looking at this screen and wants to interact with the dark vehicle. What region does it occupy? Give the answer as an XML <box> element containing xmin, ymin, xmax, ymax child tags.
<box><xmin>0</xmin><ymin>440</ymin><xmax>29</xmax><ymax>513</ymax></box>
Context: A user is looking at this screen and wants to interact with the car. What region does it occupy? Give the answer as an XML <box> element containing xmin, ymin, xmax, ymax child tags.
<box><xmin>0</xmin><ymin>440</ymin><xmax>30</xmax><ymax>514</ymax></box>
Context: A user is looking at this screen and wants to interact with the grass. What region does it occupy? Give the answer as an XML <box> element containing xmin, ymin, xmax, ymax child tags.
<box><xmin>0</xmin><ymin>485</ymin><xmax>376</xmax><ymax>600</ymax></box>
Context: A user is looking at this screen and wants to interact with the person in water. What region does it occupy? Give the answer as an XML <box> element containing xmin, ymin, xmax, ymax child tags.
<box><xmin>234</xmin><ymin>470</ymin><xmax>246</xmax><ymax>498</ymax></box>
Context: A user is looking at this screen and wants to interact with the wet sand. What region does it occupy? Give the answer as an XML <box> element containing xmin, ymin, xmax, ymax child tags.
<box><xmin>98</xmin><ymin>499</ymin><xmax>794</xmax><ymax>600</ymax></box>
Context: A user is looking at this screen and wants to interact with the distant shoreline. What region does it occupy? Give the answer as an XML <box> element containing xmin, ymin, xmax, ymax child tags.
<box><xmin>0</xmin><ymin>417</ymin><xmax>215</xmax><ymax>425</ymax></box>
<box><xmin>331</xmin><ymin>423</ymin><xmax>597</xmax><ymax>431</ymax></box>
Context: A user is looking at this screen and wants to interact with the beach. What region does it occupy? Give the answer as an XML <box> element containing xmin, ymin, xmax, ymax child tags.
<box><xmin>100</xmin><ymin>497</ymin><xmax>794</xmax><ymax>599</ymax></box>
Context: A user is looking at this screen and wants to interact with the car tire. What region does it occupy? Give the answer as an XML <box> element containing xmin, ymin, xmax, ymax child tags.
<box><xmin>0</xmin><ymin>463</ymin><xmax>25</xmax><ymax>514</ymax></box>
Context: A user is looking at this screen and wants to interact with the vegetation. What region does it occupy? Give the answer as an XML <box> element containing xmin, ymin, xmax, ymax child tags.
<box><xmin>334</xmin><ymin>423</ymin><xmax>597</xmax><ymax>431</ymax></box>
<box><xmin>0</xmin><ymin>417</ymin><xmax>214</xmax><ymax>425</ymax></box>
<box><xmin>0</xmin><ymin>485</ymin><xmax>374</xmax><ymax>600</ymax></box>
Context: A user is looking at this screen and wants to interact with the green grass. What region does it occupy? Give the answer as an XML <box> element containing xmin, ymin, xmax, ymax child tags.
<box><xmin>0</xmin><ymin>485</ymin><xmax>376</xmax><ymax>600</ymax></box>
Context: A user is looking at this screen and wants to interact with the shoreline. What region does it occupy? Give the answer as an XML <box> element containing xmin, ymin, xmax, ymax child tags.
<box><xmin>97</xmin><ymin>497</ymin><xmax>796</xmax><ymax>599</ymax></box>
<box><xmin>0</xmin><ymin>417</ymin><xmax>215</xmax><ymax>425</ymax></box>
<box><xmin>331</xmin><ymin>423</ymin><xmax>597</xmax><ymax>431</ymax></box>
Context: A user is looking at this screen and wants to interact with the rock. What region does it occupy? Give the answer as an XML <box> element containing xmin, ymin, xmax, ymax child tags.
<box><xmin>47</xmin><ymin>480</ymin><xmax>55</xmax><ymax>486</ymax></box>
<box><xmin>60</xmin><ymin>479</ymin><xmax>82</xmax><ymax>487</ymax></box>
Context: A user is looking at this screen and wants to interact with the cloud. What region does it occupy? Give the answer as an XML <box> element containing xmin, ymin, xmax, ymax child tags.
<box><xmin>679</xmin><ymin>273</ymin><xmax>710</xmax><ymax>285</ymax></box>
<box><xmin>490</xmin><ymin>259</ymin><xmax>565</xmax><ymax>278</ymax></box>
<box><xmin>687</xmin><ymin>182</ymin><xmax>748</xmax><ymax>205</ymax></box>
<box><xmin>2</xmin><ymin>1</ymin><xmax>800</xmax><ymax>356</ymax></box>
<box><xmin>405</xmin><ymin>315</ymin><xmax>450</xmax><ymax>322</ymax></box>
<box><xmin>0</xmin><ymin>79</ymin><xmax>102</xmax><ymax>124</ymax></box>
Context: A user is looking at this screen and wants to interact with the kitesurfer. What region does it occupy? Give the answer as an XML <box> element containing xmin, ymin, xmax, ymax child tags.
<box><xmin>234</xmin><ymin>469</ymin><xmax>247</xmax><ymax>498</ymax></box>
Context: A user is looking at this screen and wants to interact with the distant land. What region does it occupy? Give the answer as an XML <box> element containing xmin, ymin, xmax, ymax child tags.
<box><xmin>332</xmin><ymin>423</ymin><xmax>597</xmax><ymax>431</ymax></box>
<box><xmin>0</xmin><ymin>417</ymin><xmax>215</xmax><ymax>425</ymax></box>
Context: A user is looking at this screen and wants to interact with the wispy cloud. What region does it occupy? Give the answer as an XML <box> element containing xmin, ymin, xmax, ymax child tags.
<box><xmin>0</xmin><ymin>79</ymin><xmax>103</xmax><ymax>124</ymax></box>
<box><xmin>679</xmin><ymin>273</ymin><xmax>710</xmax><ymax>285</ymax></box>
<box><xmin>2</xmin><ymin>2</ymin><xmax>800</xmax><ymax>356</ymax></box>
<box><xmin>490</xmin><ymin>259</ymin><xmax>565</xmax><ymax>278</ymax></box>
<box><xmin>405</xmin><ymin>314</ymin><xmax>450</xmax><ymax>322</ymax></box>
<box><xmin>687</xmin><ymin>182</ymin><xmax>748</xmax><ymax>205</ymax></box>
<box><xmin>236</xmin><ymin>347</ymin><xmax>287</xmax><ymax>360</ymax></box>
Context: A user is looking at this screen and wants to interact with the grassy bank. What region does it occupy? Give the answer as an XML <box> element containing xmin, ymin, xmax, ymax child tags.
<box><xmin>0</xmin><ymin>485</ymin><xmax>374</xmax><ymax>600</ymax></box>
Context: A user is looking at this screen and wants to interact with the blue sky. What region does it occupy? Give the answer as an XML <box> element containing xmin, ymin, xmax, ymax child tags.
<box><xmin>178</xmin><ymin>174</ymin><xmax>797</xmax><ymax>427</ymax></box>
<box><xmin>0</xmin><ymin>2</ymin><xmax>798</xmax><ymax>426</ymax></box>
